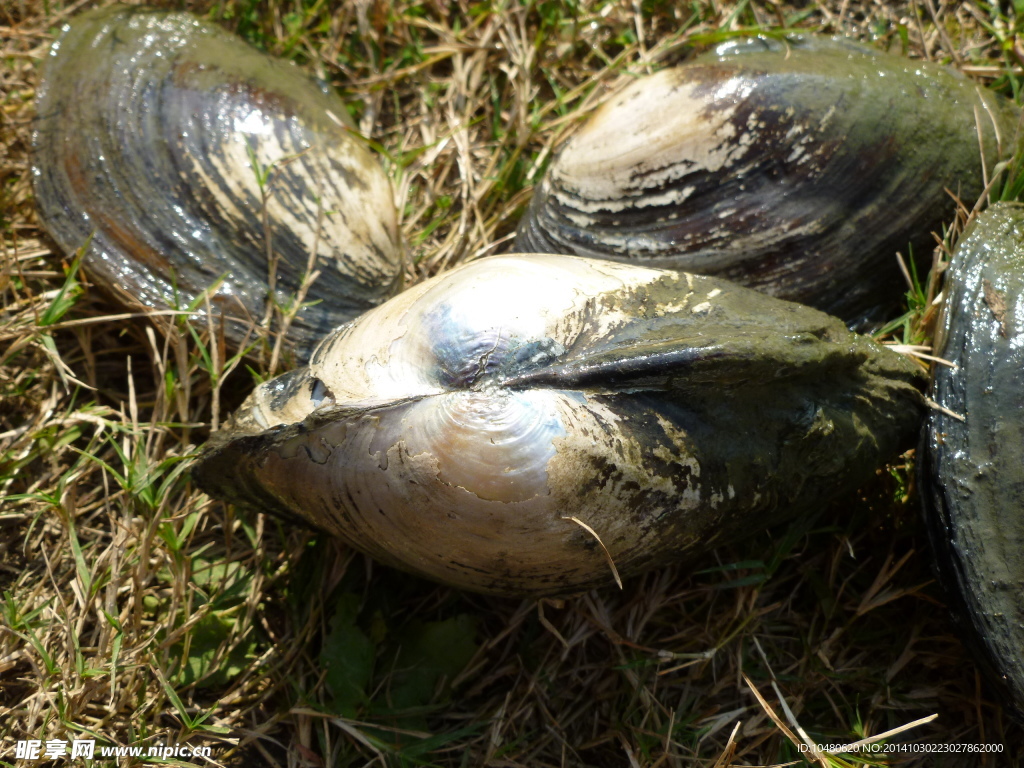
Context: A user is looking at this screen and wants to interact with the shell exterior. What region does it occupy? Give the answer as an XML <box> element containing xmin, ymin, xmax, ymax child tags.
<box><xmin>195</xmin><ymin>253</ymin><xmax>925</xmax><ymax>597</ymax></box>
<box><xmin>515</xmin><ymin>35</ymin><xmax>1020</xmax><ymax>324</ymax></box>
<box><xmin>922</xmin><ymin>203</ymin><xmax>1024</xmax><ymax>717</ymax></box>
<box><xmin>32</xmin><ymin>6</ymin><xmax>402</xmax><ymax>356</ymax></box>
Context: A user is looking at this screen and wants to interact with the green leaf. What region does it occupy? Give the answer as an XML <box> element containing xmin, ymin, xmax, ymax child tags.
<box><xmin>244</xmin><ymin>138</ymin><xmax>270</xmax><ymax>189</ymax></box>
<box><xmin>173</xmin><ymin>612</ymin><xmax>254</xmax><ymax>688</ymax></box>
<box><xmin>385</xmin><ymin>615</ymin><xmax>477</xmax><ymax>712</ymax></box>
<box><xmin>38</xmin><ymin>235</ymin><xmax>90</xmax><ymax>326</ymax></box>
<box><xmin>321</xmin><ymin>593</ymin><xmax>375</xmax><ymax>716</ymax></box>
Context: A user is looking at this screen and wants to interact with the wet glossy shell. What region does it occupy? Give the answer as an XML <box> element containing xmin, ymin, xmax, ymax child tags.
<box><xmin>195</xmin><ymin>254</ymin><xmax>925</xmax><ymax>597</ymax></box>
<box><xmin>32</xmin><ymin>6</ymin><xmax>402</xmax><ymax>357</ymax></box>
<box><xmin>516</xmin><ymin>35</ymin><xmax>1019</xmax><ymax>324</ymax></box>
<box><xmin>922</xmin><ymin>203</ymin><xmax>1024</xmax><ymax>718</ymax></box>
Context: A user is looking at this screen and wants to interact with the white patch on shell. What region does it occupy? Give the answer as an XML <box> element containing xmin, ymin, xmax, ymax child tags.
<box><xmin>183</xmin><ymin>111</ymin><xmax>399</xmax><ymax>294</ymax></box>
<box><xmin>548</xmin><ymin>69</ymin><xmax>755</xmax><ymax>212</ymax></box>
<box><xmin>652</xmin><ymin>414</ymin><xmax>702</xmax><ymax>505</ymax></box>
<box><xmin>818</xmin><ymin>104</ymin><xmax>837</xmax><ymax>129</ymax></box>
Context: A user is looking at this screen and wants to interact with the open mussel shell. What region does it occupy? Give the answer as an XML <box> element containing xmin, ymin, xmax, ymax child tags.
<box><xmin>32</xmin><ymin>6</ymin><xmax>402</xmax><ymax>357</ymax></box>
<box><xmin>195</xmin><ymin>253</ymin><xmax>925</xmax><ymax>597</ymax></box>
<box><xmin>516</xmin><ymin>35</ymin><xmax>1020</xmax><ymax>324</ymax></box>
<box><xmin>922</xmin><ymin>203</ymin><xmax>1024</xmax><ymax>718</ymax></box>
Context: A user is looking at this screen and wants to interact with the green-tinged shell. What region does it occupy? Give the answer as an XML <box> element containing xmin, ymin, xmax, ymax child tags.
<box><xmin>195</xmin><ymin>253</ymin><xmax>925</xmax><ymax>597</ymax></box>
<box><xmin>32</xmin><ymin>6</ymin><xmax>402</xmax><ymax>357</ymax></box>
<box><xmin>516</xmin><ymin>35</ymin><xmax>1020</xmax><ymax>324</ymax></box>
<box><xmin>922</xmin><ymin>203</ymin><xmax>1024</xmax><ymax>717</ymax></box>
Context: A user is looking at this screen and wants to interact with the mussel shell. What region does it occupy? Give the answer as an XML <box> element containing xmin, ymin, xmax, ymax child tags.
<box><xmin>195</xmin><ymin>253</ymin><xmax>925</xmax><ymax>597</ymax></box>
<box><xmin>922</xmin><ymin>203</ymin><xmax>1024</xmax><ymax>718</ymax></box>
<box><xmin>516</xmin><ymin>35</ymin><xmax>1019</xmax><ymax>324</ymax></box>
<box><xmin>32</xmin><ymin>6</ymin><xmax>402</xmax><ymax>356</ymax></box>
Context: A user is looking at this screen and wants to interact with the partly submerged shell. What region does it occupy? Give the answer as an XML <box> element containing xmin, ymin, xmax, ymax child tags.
<box><xmin>922</xmin><ymin>203</ymin><xmax>1024</xmax><ymax>718</ymax></box>
<box><xmin>195</xmin><ymin>254</ymin><xmax>924</xmax><ymax>597</ymax></box>
<box><xmin>32</xmin><ymin>6</ymin><xmax>401</xmax><ymax>357</ymax></box>
<box><xmin>516</xmin><ymin>35</ymin><xmax>1020</xmax><ymax>324</ymax></box>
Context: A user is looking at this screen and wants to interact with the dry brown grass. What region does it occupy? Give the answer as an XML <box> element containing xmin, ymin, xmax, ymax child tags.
<box><xmin>3</xmin><ymin>1</ymin><xmax>1024</xmax><ymax>766</ymax></box>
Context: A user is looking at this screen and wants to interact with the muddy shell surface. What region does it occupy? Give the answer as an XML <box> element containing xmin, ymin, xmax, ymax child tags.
<box><xmin>32</xmin><ymin>6</ymin><xmax>402</xmax><ymax>357</ymax></box>
<box><xmin>195</xmin><ymin>253</ymin><xmax>925</xmax><ymax>597</ymax></box>
<box><xmin>923</xmin><ymin>203</ymin><xmax>1024</xmax><ymax>718</ymax></box>
<box><xmin>515</xmin><ymin>35</ymin><xmax>1019</xmax><ymax>324</ymax></box>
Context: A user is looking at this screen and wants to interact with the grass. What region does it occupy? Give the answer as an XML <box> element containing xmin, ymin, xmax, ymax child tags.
<box><xmin>2</xmin><ymin>0</ymin><xmax>1024</xmax><ymax>766</ymax></box>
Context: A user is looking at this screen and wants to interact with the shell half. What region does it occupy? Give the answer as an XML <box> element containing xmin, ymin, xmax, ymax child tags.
<box><xmin>516</xmin><ymin>35</ymin><xmax>1020</xmax><ymax>324</ymax></box>
<box><xmin>922</xmin><ymin>203</ymin><xmax>1024</xmax><ymax>718</ymax></box>
<box><xmin>195</xmin><ymin>253</ymin><xmax>925</xmax><ymax>597</ymax></box>
<box><xmin>32</xmin><ymin>6</ymin><xmax>402</xmax><ymax>357</ymax></box>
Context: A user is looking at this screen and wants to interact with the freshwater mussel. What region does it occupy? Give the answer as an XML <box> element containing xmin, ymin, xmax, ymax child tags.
<box><xmin>28</xmin><ymin>1</ymin><xmax>1024</xmax><ymax>722</ymax></box>
<box><xmin>922</xmin><ymin>203</ymin><xmax>1024</xmax><ymax>718</ymax></box>
<box><xmin>195</xmin><ymin>254</ymin><xmax>925</xmax><ymax>597</ymax></box>
<box><xmin>516</xmin><ymin>35</ymin><xmax>1021</xmax><ymax>324</ymax></box>
<box><xmin>32</xmin><ymin>6</ymin><xmax>402</xmax><ymax>357</ymax></box>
